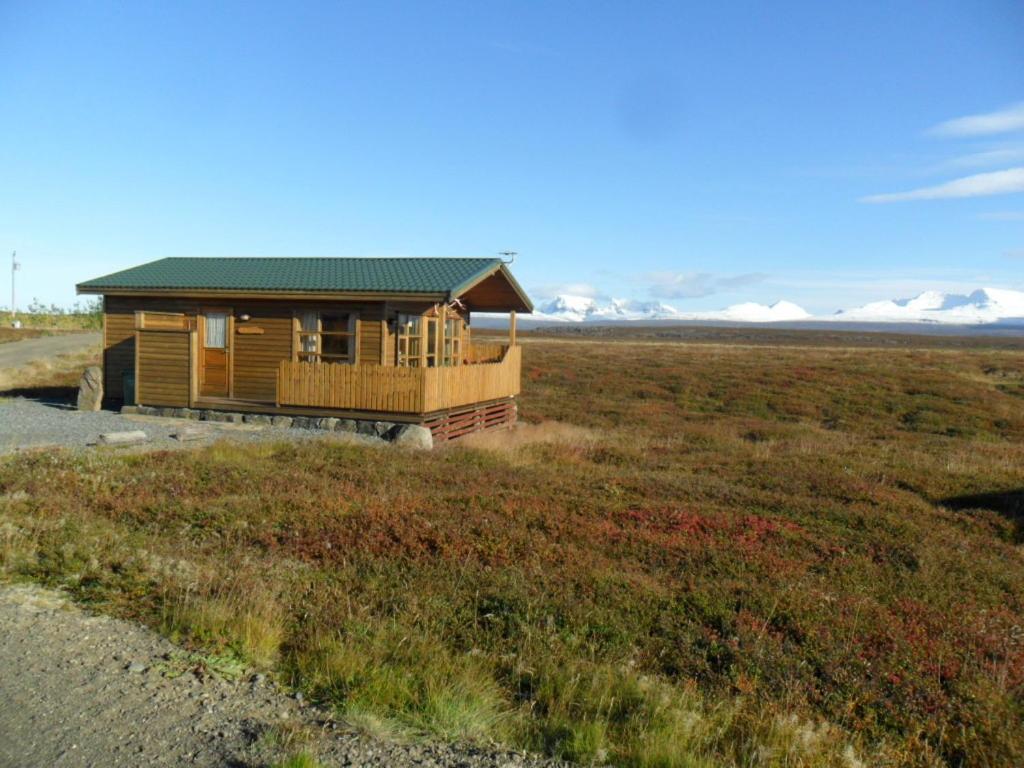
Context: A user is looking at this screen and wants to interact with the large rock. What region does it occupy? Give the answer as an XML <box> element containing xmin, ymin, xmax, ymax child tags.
<box><xmin>389</xmin><ymin>424</ymin><xmax>433</xmax><ymax>450</ymax></box>
<box><xmin>76</xmin><ymin>366</ymin><xmax>103</xmax><ymax>411</ymax></box>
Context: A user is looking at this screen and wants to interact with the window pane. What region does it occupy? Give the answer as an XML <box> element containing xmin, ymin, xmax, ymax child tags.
<box><xmin>205</xmin><ymin>313</ymin><xmax>227</xmax><ymax>348</ymax></box>
<box><xmin>299</xmin><ymin>310</ymin><xmax>318</xmax><ymax>332</ymax></box>
<box><xmin>427</xmin><ymin>320</ymin><xmax>437</xmax><ymax>355</ymax></box>
<box><xmin>401</xmin><ymin>315</ymin><xmax>421</xmax><ymax>335</ymax></box>
<box><xmin>321</xmin><ymin>313</ymin><xmax>350</xmax><ymax>334</ymax></box>
<box><xmin>322</xmin><ymin>333</ymin><xmax>350</xmax><ymax>359</ymax></box>
<box><xmin>298</xmin><ymin>331</ymin><xmax>318</xmax><ymax>356</ymax></box>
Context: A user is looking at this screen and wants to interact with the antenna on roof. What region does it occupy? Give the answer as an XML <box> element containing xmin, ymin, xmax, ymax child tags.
<box><xmin>498</xmin><ymin>251</ymin><xmax>517</xmax><ymax>265</ymax></box>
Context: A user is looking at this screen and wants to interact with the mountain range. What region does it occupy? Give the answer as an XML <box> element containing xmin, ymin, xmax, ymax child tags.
<box><xmin>531</xmin><ymin>288</ymin><xmax>1024</xmax><ymax>325</ymax></box>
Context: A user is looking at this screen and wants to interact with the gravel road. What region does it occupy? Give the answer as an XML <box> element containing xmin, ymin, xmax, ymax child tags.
<box><xmin>0</xmin><ymin>332</ymin><xmax>101</xmax><ymax>368</ymax></box>
<box><xmin>0</xmin><ymin>583</ymin><xmax>566</xmax><ymax>768</ymax></box>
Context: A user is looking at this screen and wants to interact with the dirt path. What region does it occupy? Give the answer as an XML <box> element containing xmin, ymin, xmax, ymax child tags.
<box><xmin>0</xmin><ymin>584</ymin><xmax>560</xmax><ymax>768</ymax></box>
<box><xmin>0</xmin><ymin>332</ymin><xmax>100</xmax><ymax>370</ymax></box>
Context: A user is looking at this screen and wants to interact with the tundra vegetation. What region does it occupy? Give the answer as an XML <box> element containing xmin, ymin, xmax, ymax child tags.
<box><xmin>1</xmin><ymin>296</ymin><xmax>103</xmax><ymax>332</ymax></box>
<box><xmin>1</xmin><ymin>330</ymin><xmax>1022</xmax><ymax>767</ymax></box>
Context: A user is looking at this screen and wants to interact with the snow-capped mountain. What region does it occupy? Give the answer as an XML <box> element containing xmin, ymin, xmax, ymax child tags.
<box><xmin>535</xmin><ymin>295</ymin><xmax>683</xmax><ymax>322</ymax></box>
<box><xmin>714</xmin><ymin>300</ymin><xmax>810</xmax><ymax>323</ymax></box>
<box><xmin>524</xmin><ymin>288</ymin><xmax>1024</xmax><ymax>325</ymax></box>
<box><xmin>832</xmin><ymin>288</ymin><xmax>1024</xmax><ymax>324</ymax></box>
<box><xmin>533</xmin><ymin>295</ymin><xmax>809</xmax><ymax>323</ymax></box>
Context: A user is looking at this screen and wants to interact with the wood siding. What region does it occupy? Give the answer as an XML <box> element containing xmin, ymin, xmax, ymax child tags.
<box><xmin>103</xmin><ymin>297</ymin><xmax>137</xmax><ymax>400</ymax></box>
<box><xmin>277</xmin><ymin>344</ymin><xmax>521</xmax><ymax>414</ymax></box>
<box><xmin>136</xmin><ymin>329</ymin><xmax>191</xmax><ymax>407</ymax></box>
<box><xmin>103</xmin><ymin>297</ymin><xmax>390</xmax><ymax>404</ymax></box>
<box><xmin>232</xmin><ymin>311</ymin><xmax>292</xmax><ymax>402</ymax></box>
<box><xmin>102</xmin><ymin>295</ymin><xmax>518</xmax><ymax>416</ymax></box>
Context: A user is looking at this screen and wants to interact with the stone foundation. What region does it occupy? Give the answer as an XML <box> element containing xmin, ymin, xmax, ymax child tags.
<box><xmin>120</xmin><ymin>405</ymin><xmax>432</xmax><ymax>448</ymax></box>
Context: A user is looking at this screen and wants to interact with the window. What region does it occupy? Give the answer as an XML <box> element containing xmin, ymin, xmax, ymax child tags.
<box><xmin>396</xmin><ymin>313</ymin><xmax>422</xmax><ymax>367</ymax></box>
<box><xmin>295</xmin><ymin>310</ymin><xmax>357</xmax><ymax>363</ymax></box>
<box><xmin>425</xmin><ymin>317</ymin><xmax>438</xmax><ymax>368</ymax></box>
<box><xmin>443</xmin><ymin>316</ymin><xmax>463</xmax><ymax>366</ymax></box>
<box><xmin>205</xmin><ymin>313</ymin><xmax>227</xmax><ymax>348</ymax></box>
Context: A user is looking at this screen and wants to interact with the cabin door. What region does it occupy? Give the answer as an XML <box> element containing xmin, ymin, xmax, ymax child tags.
<box><xmin>200</xmin><ymin>310</ymin><xmax>231</xmax><ymax>397</ymax></box>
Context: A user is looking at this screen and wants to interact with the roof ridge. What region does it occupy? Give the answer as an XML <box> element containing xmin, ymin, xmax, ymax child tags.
<box><xmin>158</xmin><ymin>256</ymin><xmax>499</xmax><ymax>261</ymax></box>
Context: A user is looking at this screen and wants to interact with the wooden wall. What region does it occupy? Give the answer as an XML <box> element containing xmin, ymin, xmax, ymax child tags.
<box><xmin>103</xmin><ymin>296</ymin><xmax>407</xmax><ymax>404</ymax></box>
<box><xmin>103</xmin><ymin>298</ymin><xmax>137</xmax><ymax>400</ymax></box>
<box><xmin>136</xmin><ymin>329</ymin><xmax>191</xmax><ymax>406</ymax></box>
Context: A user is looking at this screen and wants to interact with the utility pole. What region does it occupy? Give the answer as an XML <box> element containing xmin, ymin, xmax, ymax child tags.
<box><xmin>10</xmin><ymin>251</ymin><xmax>18</xmax><ymax>324</ymax></box>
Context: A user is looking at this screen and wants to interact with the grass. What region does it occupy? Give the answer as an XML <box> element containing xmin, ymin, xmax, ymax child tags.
<box><xmin>1</xmin><ymin>332</ymin><xmax>1023</xmax><ymax>766</ymax></box>
<box><xmin>270</xmin><ymin>752</ymin><xmax>324</xmax><ymax>768</ymax></box>
<box><xmin>0</xmin><ymin>349</ymin><xmax>100</xmax><ymax>397</ymax></box>
<box><xmin>0</xmin><ymin>327</ymin><xmax>50</xmax><ymax>344</ymax></box>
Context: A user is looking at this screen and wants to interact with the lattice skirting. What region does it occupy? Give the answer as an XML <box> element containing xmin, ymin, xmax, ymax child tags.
<box><xmin>422</xmin><ymin>398</ymin><xmax>517</xmax><ymax>442</ymax></box>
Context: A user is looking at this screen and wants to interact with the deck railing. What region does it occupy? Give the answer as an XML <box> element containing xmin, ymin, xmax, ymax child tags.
<box><xmin>277</xmin><ymin>344</ymin><xmax>521</xmax><ymax>414</ymax></box>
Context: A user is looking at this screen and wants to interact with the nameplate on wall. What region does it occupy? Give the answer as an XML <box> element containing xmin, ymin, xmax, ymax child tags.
<box><xmin>236</xmin><ymin>326</ymin><xmax>265</xmax><ymax>335</ymax></box>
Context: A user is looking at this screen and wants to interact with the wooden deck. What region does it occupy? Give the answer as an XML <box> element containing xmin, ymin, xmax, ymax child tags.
<box><xmin>276</xmin><ymin>344</ymin><xmax>522</xmax><ymax>414</ymax></box>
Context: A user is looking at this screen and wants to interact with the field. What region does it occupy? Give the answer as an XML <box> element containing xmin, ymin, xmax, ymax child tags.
<box><xmin>1</xmin><ymin>330</ymin><xmax>1023</xmax><ymax>766</ymax></box>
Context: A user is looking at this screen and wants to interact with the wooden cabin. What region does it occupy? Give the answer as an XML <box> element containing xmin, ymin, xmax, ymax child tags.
<box><xmin>76</xmin><ymin>257</ymin><xmax>532</xmax><ymax>441</ymax></box>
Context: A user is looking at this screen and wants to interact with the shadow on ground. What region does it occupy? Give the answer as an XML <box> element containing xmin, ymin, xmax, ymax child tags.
<box><xmin>0</xmin><ymin>386</ymin><xmax>77</xmax><ymax>408</ymax></box>
<box><xmin>942</xmin><ymin>490</ymin><xmax>1024</xmax><ymax>543</ymax></box>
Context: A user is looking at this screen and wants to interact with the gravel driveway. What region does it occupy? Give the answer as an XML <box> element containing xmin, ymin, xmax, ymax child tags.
<box><xmin>0</xmin><ymin>397</ymin><xmax>379</xmax><ymax>454</ymax></box>
<box><xmin>0</xmin><ymin>332</ymin><xmax>101</xmax><ymax>369</ymax></box>
<box><xmin>0</xmin><ymin>583</ymin><xmax>564</xmax><ymax>768</ymax></box>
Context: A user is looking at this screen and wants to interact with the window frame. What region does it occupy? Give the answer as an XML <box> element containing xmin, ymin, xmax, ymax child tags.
<box><xmin>292</xmin><ymin>308</ymin><xmax>359</xmax><ymax>365</ymax></box>
<box><xmin>442</xmin><ymin>315</ymin><xmax>463</xmax><ymax>366</ymax></box>
<box><xmin>396</xmin><ymin>312</ymin><xmax>424</xmax><ymax>367</ymax></box>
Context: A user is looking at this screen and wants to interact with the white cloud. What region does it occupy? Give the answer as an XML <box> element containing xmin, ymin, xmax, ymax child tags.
<box><xmin>944</xmin><ymin>146</ymin><xmax>1024</xmax><ymax>169</ymax></box>
<box><xmin>930</xmin><ymin>102</ymin><xmax>1024</xmax><ymax>137</ymax></box>
<box><xmin>861</xmin><ymin>167</ymin><xmax>1024</xmax><ymax>203</ymax></box>
<box><xmin>647</xmin><ymin>271</ymin><xmax>768</xmax><ymax>299</ymax></box>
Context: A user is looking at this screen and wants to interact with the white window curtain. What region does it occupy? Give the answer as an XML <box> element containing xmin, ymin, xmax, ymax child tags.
<box><xmin>204</xmin><ymin>313</ymin><xmax>227</xmax><ymax>348</ymax></box>
<box><xmin>299</xmin><ymin>310</ymin><xmax>318</xmax><ymax>356</ymax></box>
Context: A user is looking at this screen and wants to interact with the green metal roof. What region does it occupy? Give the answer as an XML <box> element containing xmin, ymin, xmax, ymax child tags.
<box><xmin>78</xmin><ymin>257</ymin><xmax>504</xmax><ymax>297</ymax></box>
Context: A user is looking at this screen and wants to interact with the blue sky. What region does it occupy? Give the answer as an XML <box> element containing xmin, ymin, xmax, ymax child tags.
<box><xmin>1</xmin><ymin>1</ymin><xmax>1023</xmax><ymax>314</ymax></box>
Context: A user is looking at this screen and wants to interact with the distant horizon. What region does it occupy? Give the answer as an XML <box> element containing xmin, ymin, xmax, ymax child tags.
<box><xmin>2</xmin><ymin>2</ymin><xmax>1022</xmax><ymax>312</ymax></box>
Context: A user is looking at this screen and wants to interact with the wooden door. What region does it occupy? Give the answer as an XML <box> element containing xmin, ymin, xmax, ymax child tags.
<box><xmin>200</xmin><ymin>310</ymin><xmax>230</xmax><ymax>397</ymax></box>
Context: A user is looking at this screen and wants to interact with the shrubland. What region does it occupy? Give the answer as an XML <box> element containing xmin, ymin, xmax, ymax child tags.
<box><xmin>1</xmin><ymin>333</ymin><xmax>1022</xmax><ymax>766</ymax></box>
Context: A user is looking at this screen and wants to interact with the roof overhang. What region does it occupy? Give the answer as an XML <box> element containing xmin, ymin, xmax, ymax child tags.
<box><xmin>451</xmin><ymin>263</ymin><xmax>533</xmax><ymax>313</ymax></box>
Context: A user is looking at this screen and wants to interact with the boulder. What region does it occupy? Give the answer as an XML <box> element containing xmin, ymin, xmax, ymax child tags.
<box><xmin>244</xmin><ymin>414</ymin><xmax>273</xmax><ymax>426</ymax></box>
<box><xmin>205</xmin><ymin>411</ymin><xmax>242</xmax><ymax>424</ymax></box>
<box><xmin>357</xmin><ymin>420</ymin><xmax>393</xmax><ymax>438</ymax></box>
<box><xmin>389</xmin><ymin>424</ymin><xmax>433</xmax><ymax>450</ymax></box>
<box><xmin>334</xmin><ymin>419</ymin><xmax>358</xmax><ymax>433</ymax></box>
<box><xmin>120</xmin><ymin>405</ymin><xmax>139</xmax><ymax>415</ymax></box>
<box><xmin>270</xmin><ymin>416</ymin><xmax>293</xmax><ymax>429</ymax></box>
<box><xmin>76</xmin><ymin>366</ymin><xmax>103</xmax><ymax>411</ymax></box>
<box><xmin>317</xmin><ymin>417</ymin><xmax>339</xmax><ymax>431</ymax></box>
